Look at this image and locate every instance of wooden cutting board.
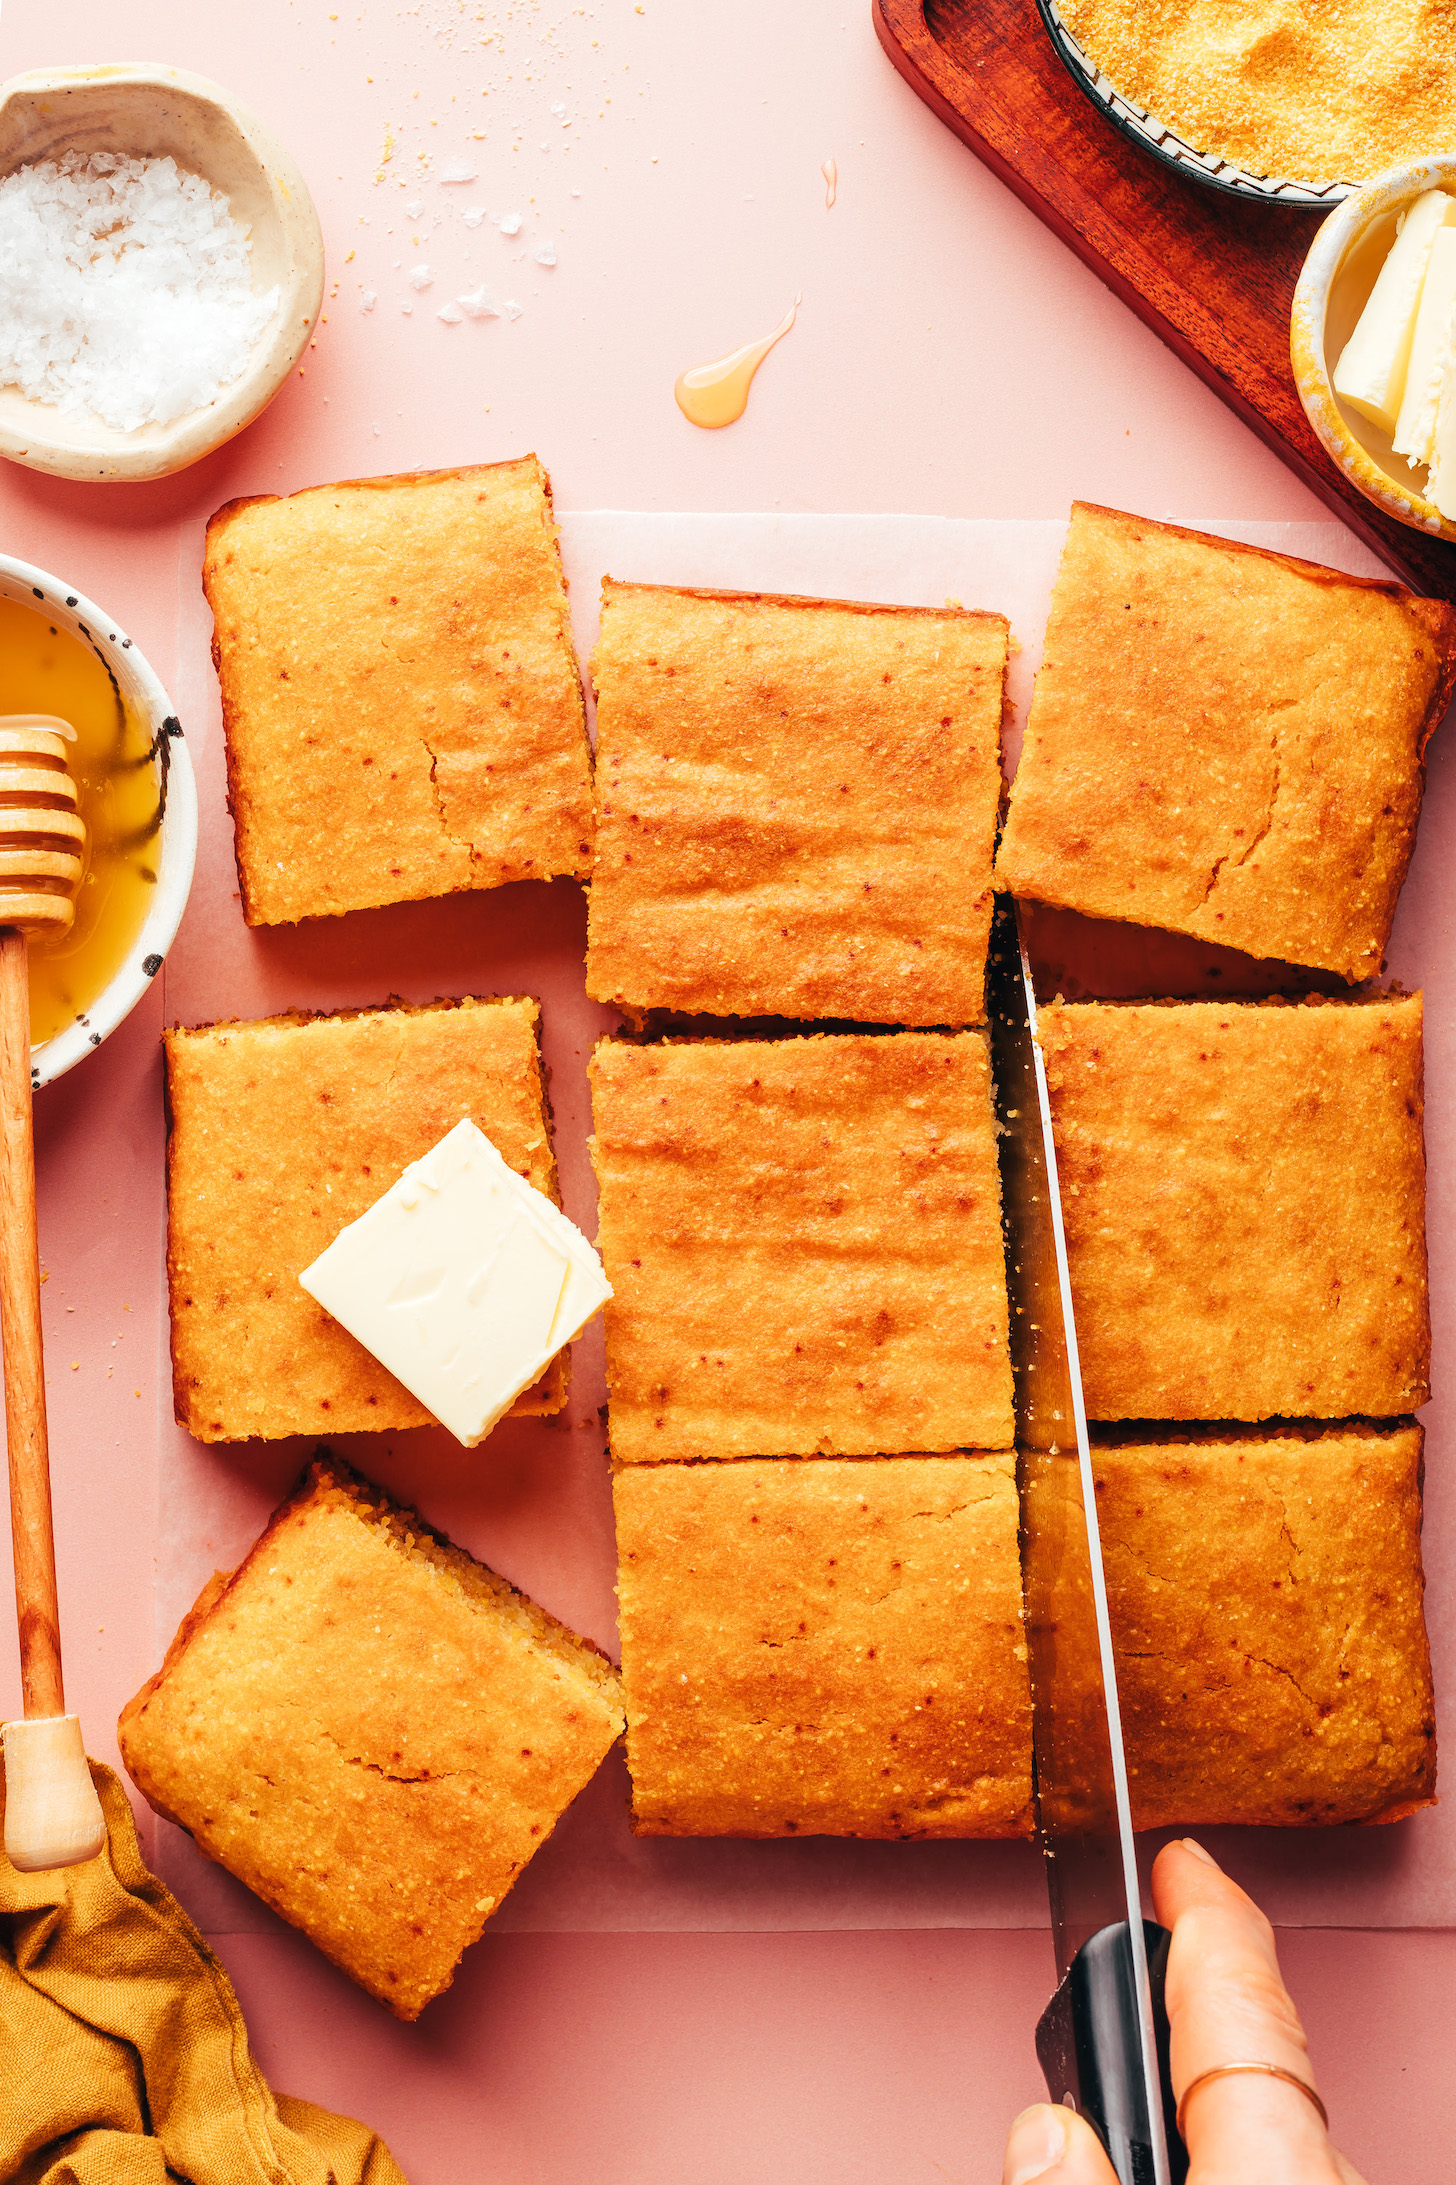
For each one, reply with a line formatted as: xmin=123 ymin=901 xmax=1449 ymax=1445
xmin=874 ymin=0 xmax=1456 ymax=604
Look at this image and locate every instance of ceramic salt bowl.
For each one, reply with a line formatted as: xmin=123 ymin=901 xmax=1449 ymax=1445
xmin=1291 ymin=155 xmax=1456 ymax=546
xmin=0 ymin=552 xmax=198 ymax=1086
xmin=0 ymin=63 xmax=324 ymax=483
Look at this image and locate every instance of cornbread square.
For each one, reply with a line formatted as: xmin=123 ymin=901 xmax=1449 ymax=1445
xmin=1040 ymin=995 xmax=1429 ymax=1421
xmin=586 ymin=582 xmax=1008 ymax=1024
xmin=614 ymin=1455 xmax=1032 ymax=1837
xmin=590 ymin=1032 xmax=1014 ymax=1461
xmin=995 ymin=504 xmax=1456 ymax=980
xmin=1095 ymin=1428 xmax=1435 ymax=1828
xmin=204 ymin=458 xmax=593 ymax=926
xmin=118 ymin=1456 xmax=624 ymax=2018
xmin=166 ymin=996 xmax=568 ymax=1442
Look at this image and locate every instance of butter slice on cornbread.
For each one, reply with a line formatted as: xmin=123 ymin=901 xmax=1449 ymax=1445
xmin=119 ymin=1455 xmax=624 ymax=2019
xmin=166 ymin=996 xmax=568 ymax=1443
xmin=203 ymin=457 xmax=593 ymax=926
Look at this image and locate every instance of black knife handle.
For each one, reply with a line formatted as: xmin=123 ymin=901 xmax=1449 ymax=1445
xmin=1035 ymin=1921 xmax=1188 ymax=2185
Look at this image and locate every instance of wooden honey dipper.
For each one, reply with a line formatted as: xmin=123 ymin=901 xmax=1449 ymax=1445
xmin=0 ymin=716 xmax=106 ymax=1871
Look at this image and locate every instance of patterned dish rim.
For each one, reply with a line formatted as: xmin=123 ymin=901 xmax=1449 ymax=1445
xmin=0 ymin=554 xmax=198 ymax=1089
xmin=1034 ymin=0 xmax=1355 ymax=208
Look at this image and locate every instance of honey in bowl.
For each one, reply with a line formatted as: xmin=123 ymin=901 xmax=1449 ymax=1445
xmin=0 ymin=596 xmax=159 ymax=1049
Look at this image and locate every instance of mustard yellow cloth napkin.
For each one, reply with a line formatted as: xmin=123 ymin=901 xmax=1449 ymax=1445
xmin=0 ymin=1760 xmax=407 ymax=2185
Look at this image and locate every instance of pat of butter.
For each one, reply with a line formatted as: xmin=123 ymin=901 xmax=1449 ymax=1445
xmin=1427 ymin=364 xmax=1456 ymax=518
xmin=299 ymin=1119 xmax=611 ymax=1447
xmin=1334 ymin=190 xmax=1456 ymax=434
xmin=1393 ymin=225 xmax=1456 ymax=468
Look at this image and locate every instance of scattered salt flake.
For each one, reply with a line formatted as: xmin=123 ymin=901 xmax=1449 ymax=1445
xmin=360 ymin=290 xmax=377 ymax=312
xmin=458 ymin=284 xmax=499 ymax=319
xmin=502 ymin=298 xmax=524 ymax=320
xmin=373 ymin=422 xmax=381 ymax=434
xmin=436 ymin=301 xmax=464 ymax=323
xmin=499 ymin=210 xmax=522 ymax=235
xmin=440 ymin=160 xmax=476 ymax=183
xmin=533 ymin=241 xmax=556 ymax=266
xmin=400 ymin=302 xmax=414 ymax=315
xmin=407 ymin=264 xmax=434 ymax=290
xmin=0 ymin=150 xmax=280 ymax=431
xmin=462 ymin=206 xmax=486 ymax=228
xmin=550 ymin=101 xmax=567 ymax=117
xmin=403 ymin=200 xmax=424 ymax=218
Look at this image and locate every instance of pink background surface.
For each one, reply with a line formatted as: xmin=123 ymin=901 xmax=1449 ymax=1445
xmin=0 ymin=0 xmax=1451 ymax=2177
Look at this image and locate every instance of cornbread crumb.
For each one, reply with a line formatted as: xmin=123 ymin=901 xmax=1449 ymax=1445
xmin=118 ymin=1453 xmax=624 ymax=2019
xmin=615 ymin=1454 xmax=1033 ymax=1838
xmin=1060 ymin=0 xmax=1456 ymax=184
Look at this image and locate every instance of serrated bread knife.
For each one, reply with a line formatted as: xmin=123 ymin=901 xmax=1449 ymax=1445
xmin=987 ymin=898 xmax=1187 ymax=2185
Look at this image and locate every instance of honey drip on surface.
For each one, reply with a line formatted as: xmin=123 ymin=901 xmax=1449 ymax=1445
xmin=821 ymin=157 xmax=837 ymax=208
xmin=674 ymin=296 xmax=800 ymax=430
xmin=0 ymin=597 xmax=159 ymax=1049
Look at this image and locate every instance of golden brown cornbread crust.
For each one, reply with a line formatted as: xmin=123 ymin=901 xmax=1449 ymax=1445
xmin=1094 ymin=1428 xmax=1435 ymax=1828
xmin=586 ymin=580 xmax=1007 ymax=1025
xmin=995 ymin=504 xmax=1456 ymax=980
xmin=204 ymin=457 xmax=593 ymax=926
xmin=166 ymin=994 xmax=567 ymax=1442
xmin=119 ymin=1454 xmax=623 ymax=2019
xmin=1040 ymin=994 xmax=1429 ymax=1421
xmin=614 ymin=1455 xmax=1033 ymax=1838
xmin=590 ymin=1031 xmax=1015 ymax=1461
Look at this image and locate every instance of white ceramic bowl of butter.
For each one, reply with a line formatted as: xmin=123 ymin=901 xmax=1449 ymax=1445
xmin=0 ymin=63 xmax=323 ymax=483
xmin=0 ymin=552 xmax=198 ymax=1087
xmin=1291 ymin=156 xmax=1456 ymax=544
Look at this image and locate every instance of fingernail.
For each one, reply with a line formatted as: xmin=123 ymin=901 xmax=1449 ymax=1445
xmin=1004 ymin=2103 xmax=1067 ymax=2184
xmin=1180 ymin=1837 xmax=1219 ymax=1867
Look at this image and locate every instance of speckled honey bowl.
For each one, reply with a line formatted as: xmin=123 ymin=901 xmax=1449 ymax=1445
xmin=0 ymin=553 xmax=197 ymax=1087
xmin=0 ymin=63 xmax=323 ymax=483
xmin=1292 ymin=155 xmax=1456 ymax=545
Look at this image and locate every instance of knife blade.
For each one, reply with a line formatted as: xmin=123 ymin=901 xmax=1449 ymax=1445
xmin=987 ymin=897 xmax=1185 ymax=2185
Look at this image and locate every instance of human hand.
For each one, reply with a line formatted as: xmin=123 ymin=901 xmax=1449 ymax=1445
xmin=1000 ymin=1839 xmax=1367 ymax=2184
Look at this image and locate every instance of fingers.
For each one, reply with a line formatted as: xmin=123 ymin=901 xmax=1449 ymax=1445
xmin=1002 ymin=2103 xmax=1121 ymax=2185
xmin=1151 ymin=1840 xmax=1362 ymax=2184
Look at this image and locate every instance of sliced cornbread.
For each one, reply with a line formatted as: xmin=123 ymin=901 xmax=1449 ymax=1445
xmin=586 ymin=581 xmax=1007 ymax=1024
xmin=203 ymin=458 xmax=593 ymax=925
xmin=614 ymin=1454 xmax=1032 ymax=1837
xmin=590 ymin=1031 xmax=1015 ymax=1461
xmin=996 ymin=505 xmax=1456 ymax=979
xmin=119 ymin=1455 xmax=623 ymax=2018
xmin=1039 ymin=995 xmax=1428 ymax=1420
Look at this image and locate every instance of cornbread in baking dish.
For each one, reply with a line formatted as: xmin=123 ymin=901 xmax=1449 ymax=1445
xmin=995 ymin=504 xmax=1456 ymax=981
xmin=203 ymin=457 xmax=593 ymax=926
xmin=166 ymin=996 xmax=567 ymax=1442
xmin=586 ymin=581 xmax=1007 ymax=1025
xmin=1059 ymin=0 xmax=1456 ymax=186
xmin=614 ymin=1454 xmax=1033 ymax=1838
xmin=118 ymin=1455 xmax=624 ymax=2019
xmin=1094 ymin=1426 xmax=1435 ymax=1829
xmin=589 ymin=1032 xmax=1015 ymax=1462
xmin=1039 ymin=994 xmax=1429 ymax=1422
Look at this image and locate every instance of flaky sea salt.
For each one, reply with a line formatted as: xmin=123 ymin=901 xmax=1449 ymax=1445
xmin=457 ymin=285 xmax=499 ymax=319
xmin=407 ymin=265 xmax=434 ymax=290
xmin=502 ymin=298 xmax=524 ymax=320
xmin=462 ymin=207 xmax=487 ymax=228
xmin=436 ymin=301 xmax=464 ymax=323
xmin=0 ymin=151 xmax=278 ymax=432
xmin=360 ymin=290 xmax=377 ymax=312
xmin=534 ymin=241 xmax=557 ymax=266
xmin=499 ymin=211 xmax=522 ymax=236
xmin=439 ymin=160 xmax=476 ymax=183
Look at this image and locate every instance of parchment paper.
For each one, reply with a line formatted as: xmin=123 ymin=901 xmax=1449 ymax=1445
xmin=152 ymin=514 xmax=1452 ymax=1932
